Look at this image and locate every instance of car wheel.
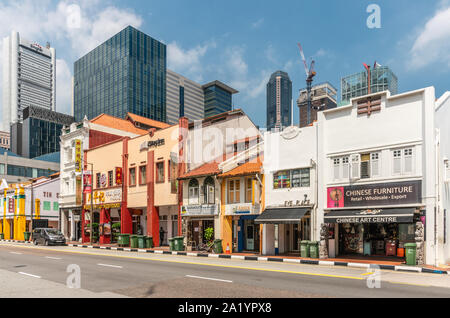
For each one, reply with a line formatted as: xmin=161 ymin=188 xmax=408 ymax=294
xmin=33 ymin=239 xmax=38 ymax=246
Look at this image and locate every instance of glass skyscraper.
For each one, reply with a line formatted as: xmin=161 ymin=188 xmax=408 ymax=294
xmin=73 ymin=26 xmax=166 ymax=122
xmin=202 ymin=81 xmax=238 ymax=118
xmin=267 ymin=71 xmax=292 ymax=131
xmin=340 ymin=65 xmax=398 ymax=104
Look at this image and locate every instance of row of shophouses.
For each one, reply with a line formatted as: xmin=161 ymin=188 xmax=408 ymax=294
xmin=1 ymin=86 xmax=450 ymax=266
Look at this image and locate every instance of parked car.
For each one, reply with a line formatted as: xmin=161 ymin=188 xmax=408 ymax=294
xmin=32 ymin=228 xmax=66 ymax=246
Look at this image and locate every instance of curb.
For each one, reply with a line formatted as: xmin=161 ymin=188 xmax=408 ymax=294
xmin=2 ymin=240 xmax=447 ymax=275
xmin=63 ymin=243 xmax=449 ymax=275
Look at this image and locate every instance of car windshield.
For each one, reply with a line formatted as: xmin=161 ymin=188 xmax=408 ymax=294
xmin=45 ymin=229 xmax=61 ymax=236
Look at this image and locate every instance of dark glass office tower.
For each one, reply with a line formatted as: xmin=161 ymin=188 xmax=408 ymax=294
xmin=267 ymin=71 xmax=292 ymax=131
xmin=73 ymin=26 xmax=166 ymax=122
xmin=11 ymin=106 xmax=74 ymax=159
xmin=202 ymin=81 xmax=238 ymax=118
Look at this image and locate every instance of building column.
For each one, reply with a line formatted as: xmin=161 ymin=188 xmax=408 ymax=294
xmin=121 ymin=137 xmax=132 ymax=234
xmin=17 ymin=187 xmax=26 ymax=241
xmin=178 ymin=117 xmax=188 ymax=236
xmin=99 ymin=208 xmax=111 ymax=244
xmin=81 ymin=209 xmax=89 ymax=243
xmin=147 ymin=150 xmax=160 ymax=245
xmin=220 ymin=179 xmax=233 ymax=252
xmin=70 ymin=210 xmax=77 ymax=241
xmin=3 ymin=190 xmax=10 ymax=240
xmin=13 ymin=189 xmax=18 ymax=240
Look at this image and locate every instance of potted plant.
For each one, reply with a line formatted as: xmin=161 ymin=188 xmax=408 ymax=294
xmin=204 ymin=227 xmax=214 ymax=250
xmin=111 ymin=223 xmax=121 ymax=243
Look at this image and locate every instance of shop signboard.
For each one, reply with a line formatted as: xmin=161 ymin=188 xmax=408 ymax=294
xmin=225 ymin=203 xmax=261 ymax=216
xmin=75 ymin=140 xmax=82 ymax=173
xmin=181 ymin=205 xmax=218 ymax=216
xmin=83 ymin=171 xmax=92 ymax=194
xmin=115 ymin=167 xmax=122 ymax=185
xmin=84 ymin=188 xmax=122 ymax=210
xmin=327 ymin=180 xmax=422 ymax=208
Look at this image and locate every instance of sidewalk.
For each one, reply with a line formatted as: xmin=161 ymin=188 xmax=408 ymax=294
xmin=63 ymin=241 xmax=449 ymax=275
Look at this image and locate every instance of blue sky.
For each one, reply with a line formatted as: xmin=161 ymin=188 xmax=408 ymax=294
xmin=1 ymin=0 xmax=450 ymax=128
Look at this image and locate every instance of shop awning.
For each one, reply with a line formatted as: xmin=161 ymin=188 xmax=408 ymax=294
xmin=324 ymin=208 xmax=416 ymax=224
xmin=254 ymin=207 xmax=310 ymax=224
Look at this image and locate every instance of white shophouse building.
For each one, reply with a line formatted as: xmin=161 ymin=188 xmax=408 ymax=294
xmin=259 ymin=125 xmax=317 ymax=255
xmin=317 ymin=87 xmax=450 ymax=266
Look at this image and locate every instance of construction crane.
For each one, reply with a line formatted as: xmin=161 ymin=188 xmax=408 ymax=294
xmin=297 ymin=43 xmax=317 ymax=126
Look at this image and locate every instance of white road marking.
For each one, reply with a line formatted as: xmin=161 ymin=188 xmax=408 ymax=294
xmin=45 ymin=256 xmax=62 ymax=260
xmin=18 ymin=272 xmax=41 ymax=279
xmin=10 ymin=252 xmax=22 ymax=255
xmin=186 ymin=275 xmax=233 ymax=283
xmin=97 ymin=263 xmax=123 ymax=269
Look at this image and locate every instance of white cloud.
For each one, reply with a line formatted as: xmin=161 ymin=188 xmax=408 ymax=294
xmin=0 ymin=0 xmax=143 ymax=116
xmin=167 ymin=41 xmax=216 ymax=82
xmin=410 ymin=6 xmax=450 ymax=69
xmin=251 ymin=18 xmax=264 ymax=29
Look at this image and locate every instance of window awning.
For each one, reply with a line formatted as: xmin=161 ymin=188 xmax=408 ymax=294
xmin=324 ymin=208 xmax=416 ymax=224
xmin=255 ymin=207 xmax=310 ymax=224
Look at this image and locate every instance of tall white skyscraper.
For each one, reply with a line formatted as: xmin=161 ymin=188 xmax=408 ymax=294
xmin=2 ymin=31 xmax=56 ymax=131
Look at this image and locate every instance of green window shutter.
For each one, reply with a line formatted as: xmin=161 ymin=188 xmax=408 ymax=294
xmin=53 ymin=202 xmax=59 ymax=211
xmin=43 ymin=201 xmax=51 ymax=211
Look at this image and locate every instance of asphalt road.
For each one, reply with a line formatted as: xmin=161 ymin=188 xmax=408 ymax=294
xmin=0 ymin=243 xmax=449 ymax=298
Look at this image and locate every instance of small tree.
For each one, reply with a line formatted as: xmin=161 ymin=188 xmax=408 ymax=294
xmin=204 ymin=227 xmax=214 ymax=244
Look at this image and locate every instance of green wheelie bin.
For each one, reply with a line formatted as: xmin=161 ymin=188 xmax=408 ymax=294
xmin=0 ymin=233 xmax=4 ymax=240
xmin=130 ymin=235 xmax=138 ymax=248
xmin=137 ymin=235 xmax=145 ymax=249
xmin=146 ymin=236 xmax=154 ymax=248
xmin=174 ymin=236 xmax=185 ymax=251
xmin=23 ymin=232 xmax=31 ymax=241
xmin=301 ymin=240 xmax=310 ymax=258
xmin=117 ymin=234 xmax=130 ymax=247
xmin=213 ymin=239 xmax=223 ymax=254
xmin=169 ymin=238 xmax=175 ymax=251
xmin=405 ymin=243 xmax=417 ymax=266
xmin=309 ymin=241 xmax=319 ymax=259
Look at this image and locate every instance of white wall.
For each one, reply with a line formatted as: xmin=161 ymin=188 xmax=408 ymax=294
xmin=263 ymin=125 xmax=316 ymax=208
xmin=317 ymin=87 xmax=441 ymax=265
xmin=435 ymin=92 xmax=450 ymax=263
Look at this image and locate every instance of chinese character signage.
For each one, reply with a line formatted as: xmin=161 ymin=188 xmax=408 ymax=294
xmin=75 ymin=140 xmax=82 ymax=173
xmin=327 ymin=180 xmax=422 ymax=208
xmin=115 ymin=167 xmax=123 ymax=185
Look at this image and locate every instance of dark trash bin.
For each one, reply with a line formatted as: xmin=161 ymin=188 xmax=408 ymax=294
xmin=213 ymin=239 xmax=223 ymax=254
xmin=169 ymin=238 xmax=175 ymax=251
xmin=405 ymin=243 xmax=417 ymax=266
xmin=130 ymin=235 xmax=138 ymax=248
xmin=301 ymin=240 xmax=310 ymax=258
xmin=146 ymin=236 xmax=154 ymax=248
xmin=117 ymin=234 xmax=130 ymax=247
xmin=309 ymin=241 xmax=319 ymax=259
xmin=137 ymin=235 xmax=145 ymax=249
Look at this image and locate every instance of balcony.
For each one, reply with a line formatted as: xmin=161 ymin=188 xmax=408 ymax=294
xmin=181 ymin=204 xmax=219 ymax=217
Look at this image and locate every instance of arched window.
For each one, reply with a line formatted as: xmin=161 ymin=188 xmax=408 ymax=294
xmin=188 ymin=179 xmax=199 ymax=204
xmin=203 ymin=177 xmax=215 ymax=204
